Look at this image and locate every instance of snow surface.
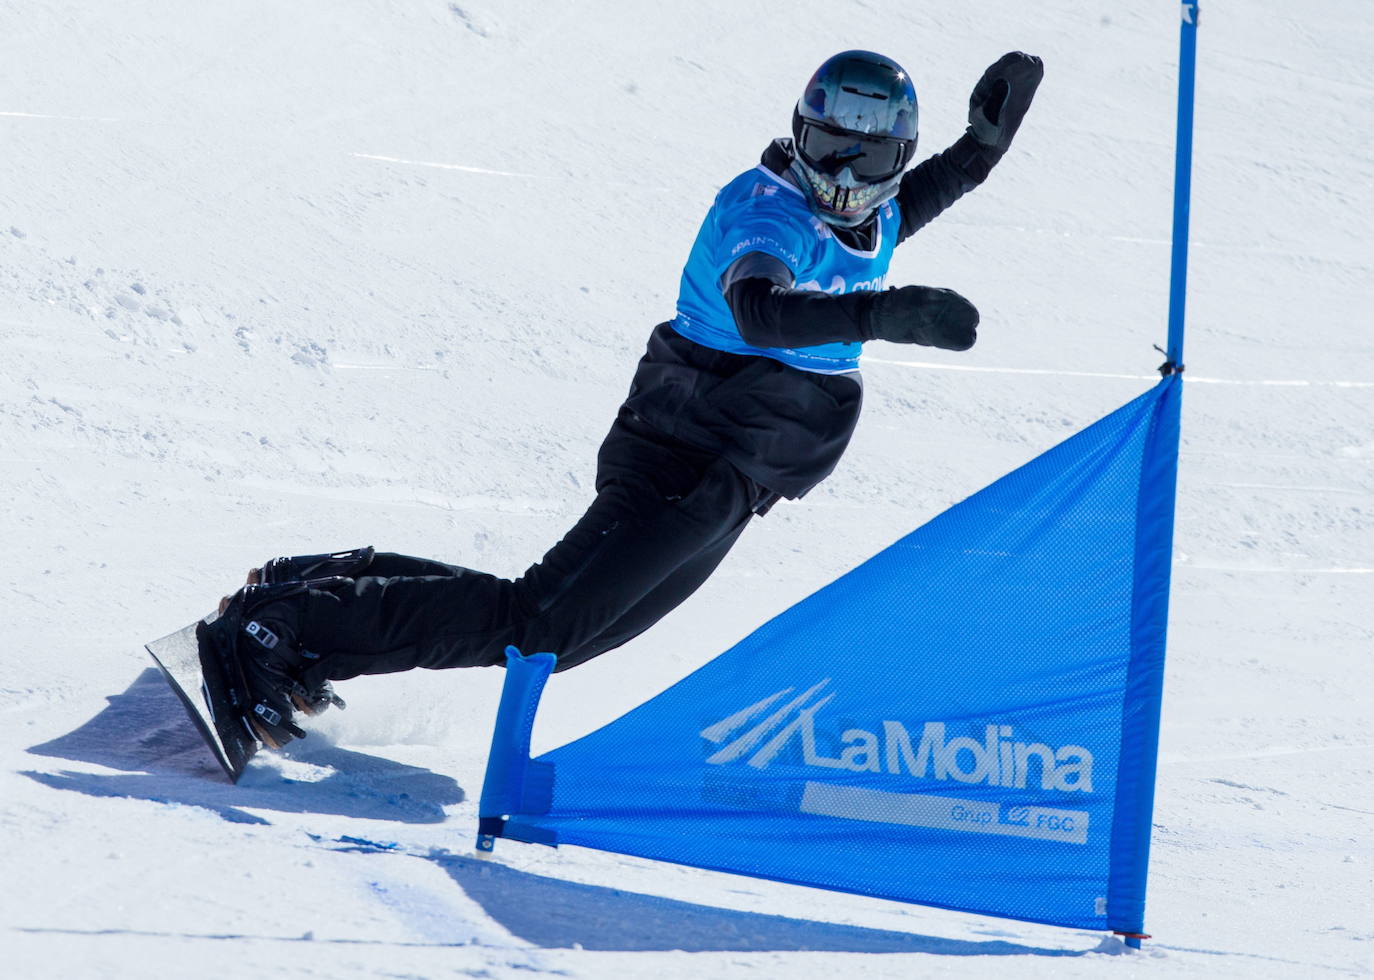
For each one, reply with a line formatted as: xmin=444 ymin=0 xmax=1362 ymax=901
xmin=2 ymin=1 xmax=1371 ymax=977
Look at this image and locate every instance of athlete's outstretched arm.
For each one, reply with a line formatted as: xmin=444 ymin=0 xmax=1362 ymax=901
xmin=723 ymin=252 xmax=979 ymax=352
xmin=897 ymin=52 xmax=1044 ymax=245
xmin=722 ymin=252 xmax=866 ymax=348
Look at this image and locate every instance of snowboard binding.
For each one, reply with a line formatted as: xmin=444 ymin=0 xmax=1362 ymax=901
xmin=204 ymin=576 xmax=353 ymax=750
xmin=248 ymin=546 xmax=375 ymax=587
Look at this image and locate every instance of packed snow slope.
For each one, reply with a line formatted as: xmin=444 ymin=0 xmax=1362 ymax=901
xmin=2 ymin=1 xmax=1371 ymax=977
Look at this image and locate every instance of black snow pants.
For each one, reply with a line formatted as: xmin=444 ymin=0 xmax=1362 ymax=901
xmin=297 ymin=413 xmax=775 ymax=679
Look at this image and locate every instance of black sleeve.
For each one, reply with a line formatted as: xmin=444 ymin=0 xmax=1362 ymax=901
xmin=721 ymin=252 xmax=873 ymax=349
xmin=724 ymin=278 xmax=874 ymax=349
xmin=896 ymin=131 xmax=1006 ymax=245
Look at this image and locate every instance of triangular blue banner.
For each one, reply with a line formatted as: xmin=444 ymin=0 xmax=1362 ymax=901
xmin=479 ymin=375 xmax=1181 ymax=936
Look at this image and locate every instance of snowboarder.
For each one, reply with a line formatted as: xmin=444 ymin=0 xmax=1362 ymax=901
xmin=211 ymin=49 xmax=1044 ymax=748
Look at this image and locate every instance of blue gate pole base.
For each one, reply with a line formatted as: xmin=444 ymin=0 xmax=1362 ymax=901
xmin=474 ymin=646 xmax=558 ymax=855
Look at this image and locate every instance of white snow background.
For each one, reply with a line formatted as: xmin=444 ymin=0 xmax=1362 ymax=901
xmin=2 ymin=1 xmax=1371 ymax=977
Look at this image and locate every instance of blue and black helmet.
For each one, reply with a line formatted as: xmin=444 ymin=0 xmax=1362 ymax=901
xmin=790 ymin=50 xmax=919 ymax=227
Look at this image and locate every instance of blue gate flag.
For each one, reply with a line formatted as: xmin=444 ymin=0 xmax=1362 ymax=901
xmin=479 ymin=375 xmax=1181 ymax=936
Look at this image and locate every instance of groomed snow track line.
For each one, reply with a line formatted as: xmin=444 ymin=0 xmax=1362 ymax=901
xmin=866 ymin=357 xmax=1374 ymax=389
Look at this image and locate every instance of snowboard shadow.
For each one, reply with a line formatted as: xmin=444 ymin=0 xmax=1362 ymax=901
xmin=424 ymin=850 xmax=1089 ymax=956
xmin=24 ymin=668 xmax=464 ymax=826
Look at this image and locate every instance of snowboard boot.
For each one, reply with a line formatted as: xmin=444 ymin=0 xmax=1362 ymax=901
xmin=246 ymin=546 xmax=375 ymax=587
xmin=208 ymin=581 xmax=345 ymax=749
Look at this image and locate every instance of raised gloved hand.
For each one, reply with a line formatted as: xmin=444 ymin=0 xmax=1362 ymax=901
xmin=860 ymin=285 xmax=979 ymax=351
xmin=968 ymin=52 xmax=1044 ymax=152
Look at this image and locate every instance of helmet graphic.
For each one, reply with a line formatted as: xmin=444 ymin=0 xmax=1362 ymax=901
xmin=790 ymin=50 xmax=919 ymax=228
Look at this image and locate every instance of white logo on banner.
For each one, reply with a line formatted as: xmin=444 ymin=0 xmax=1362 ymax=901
xmin=699 ymin=681 xmax=1095 ymax=844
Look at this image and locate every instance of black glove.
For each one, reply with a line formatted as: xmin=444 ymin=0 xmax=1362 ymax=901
xmin=860 ymin=285 xmax=979 ymax=351
xmin=969 ymin=52 xmax=1044 ymax=152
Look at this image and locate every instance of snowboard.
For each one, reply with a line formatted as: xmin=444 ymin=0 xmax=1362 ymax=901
xmin=146 ymin=616 xmax=258 ymax=781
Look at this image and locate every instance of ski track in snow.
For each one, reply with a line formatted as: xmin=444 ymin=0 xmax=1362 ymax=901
xmin=866 ymin=356 xmax=1374 ymax=388
xmin=350 ymin=150 xmax=678 ymax=192
xmin=349 ymin=152 xmax=546 ymax=180
xmin=0 ymin=110 xmax=119 ymax=122
xmin=1177 ymin=563 xmax=1372 ymax=575
xmin=3 ymin=1 xmax=1373 ymax=978
xmin=234 ymin=479 xmax=565 ymax=516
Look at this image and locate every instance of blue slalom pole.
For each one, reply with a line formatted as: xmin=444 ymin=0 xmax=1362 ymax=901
xmin=1165 ymin=0 xmax=1200 ymax=371
xmin=1112 ymin=5 xmax=1197 ymax=951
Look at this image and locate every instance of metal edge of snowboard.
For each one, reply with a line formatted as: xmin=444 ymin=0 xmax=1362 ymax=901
xmin=145 ymin=618 xmax=258 ymax=782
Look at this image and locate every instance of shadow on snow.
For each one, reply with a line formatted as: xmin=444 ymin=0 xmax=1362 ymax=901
xmin=420 ymin=849 xmax=1091 ymax=956
xmin=24 ymin=668 xmax=464 ymax=825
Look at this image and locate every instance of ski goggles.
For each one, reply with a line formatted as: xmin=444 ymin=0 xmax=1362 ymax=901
xmin=795 ymin=119 xmax=913 ymax=182
xmin=794 ymin=162 xmax=900 ymax=227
